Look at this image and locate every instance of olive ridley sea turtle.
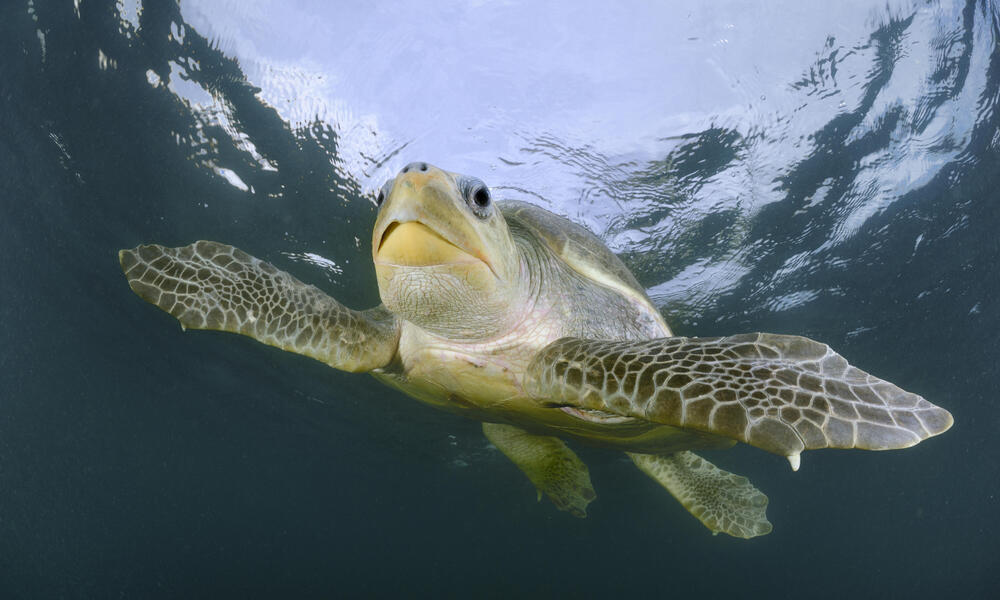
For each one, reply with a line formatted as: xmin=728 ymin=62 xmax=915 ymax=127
xmin=119 ymin=162 xmax=953 ymax=538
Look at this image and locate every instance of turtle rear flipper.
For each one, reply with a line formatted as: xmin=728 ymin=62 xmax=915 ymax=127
xmin=630 ymin=451 xmax=771 ymax=539
xmin=527 ymin=334 xmax=954 ymax=467
xmin=119 ymin=241 xmax=399 ymax=372
xmin=483 ymin=422 xmax=596 ymax=518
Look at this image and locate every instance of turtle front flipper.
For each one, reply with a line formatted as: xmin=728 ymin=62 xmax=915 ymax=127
xmin=629 ymin=451 xmax=771 ymax=539
xmin=482 ymin=422 xmax=596 ymax=518
xmin=527 ymin=334 xmax=954 ymax=468
xmin=119 ymin=242 xmax=399 ymax=372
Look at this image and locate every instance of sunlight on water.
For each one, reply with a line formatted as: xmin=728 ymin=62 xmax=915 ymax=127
xmin=152 ymin=0 xmax=1000 ymax=324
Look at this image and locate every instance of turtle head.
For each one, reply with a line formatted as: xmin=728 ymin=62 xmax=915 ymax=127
xmin=372 ymin=162 xmax=524 ymax=340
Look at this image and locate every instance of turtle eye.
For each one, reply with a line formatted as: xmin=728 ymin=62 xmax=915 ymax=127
xmin=462 ymin=177 xmax=492 ymax=219
xmin=376 ymin=178 xmax=394 ymax=207
xmin=473 ymin=186 xmax=491 ymax=208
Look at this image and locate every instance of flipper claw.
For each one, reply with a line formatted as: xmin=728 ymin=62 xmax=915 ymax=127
xmin=787 ymin=454 xmax=801 ymax=472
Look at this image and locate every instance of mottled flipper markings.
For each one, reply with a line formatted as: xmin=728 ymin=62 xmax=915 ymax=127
xmin=483 ymin=422 xmax=596 ymax=518
xmin=119 ymin=241 xmax=399 ymax=372
xmin=527 ymin=334 xmax=953 ymax=466
xmin=630 ymin=451 xmax=771 ymax=539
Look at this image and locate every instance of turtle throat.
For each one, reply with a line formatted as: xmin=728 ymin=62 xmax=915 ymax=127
xmin=374 ymin=230 xmax=527 ymax=342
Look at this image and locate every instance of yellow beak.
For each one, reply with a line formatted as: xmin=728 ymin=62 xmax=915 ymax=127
xmin=376 ymin=221 xmax=478 ymax=266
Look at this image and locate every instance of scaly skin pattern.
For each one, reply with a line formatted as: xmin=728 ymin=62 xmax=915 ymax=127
xmin=526 ymin=334 xmax=954 ymax=462
xmin=483 ymin=422 xmax=596 ymax=518
xmin=119 ymin=241 xmax=399 ymax=372
xmin=629 ymin=451 xmax=771 ymax=539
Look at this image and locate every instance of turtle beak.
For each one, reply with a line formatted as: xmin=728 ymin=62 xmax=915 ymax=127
xmin=376 ymin=220 xmax=481 ymax=268
xmin=372 ymin=167 xmax=499 ymax=277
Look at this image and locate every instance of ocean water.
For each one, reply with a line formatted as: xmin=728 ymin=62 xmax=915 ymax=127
xmin=1 ymin=0 xmax=997 ymax=597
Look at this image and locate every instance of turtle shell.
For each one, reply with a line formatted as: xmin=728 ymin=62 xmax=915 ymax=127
xmin=499 ymin=200 xmax=669 ymax=334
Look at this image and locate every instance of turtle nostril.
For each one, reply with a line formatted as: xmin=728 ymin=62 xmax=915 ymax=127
xmin=401 ymin=161 xmax=429 ymax=174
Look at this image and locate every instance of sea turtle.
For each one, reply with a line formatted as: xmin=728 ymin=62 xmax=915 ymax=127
xmin=119 ymin=161 xmax=953 ymax=538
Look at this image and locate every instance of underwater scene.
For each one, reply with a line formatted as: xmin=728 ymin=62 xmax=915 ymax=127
xmin=1 ymin=0 xmax=997 ymax=597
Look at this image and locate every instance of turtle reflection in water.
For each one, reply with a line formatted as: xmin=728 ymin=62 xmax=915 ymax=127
xmin=120 ymin=162 xmax=953 ymax=538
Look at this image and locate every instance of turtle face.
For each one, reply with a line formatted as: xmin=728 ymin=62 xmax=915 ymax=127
xmin=372 ymin=162 xmax=523 ymax=340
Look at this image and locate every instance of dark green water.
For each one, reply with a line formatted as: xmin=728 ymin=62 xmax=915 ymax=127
xmin=1 ymin=1 xmax=997 ymax=597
